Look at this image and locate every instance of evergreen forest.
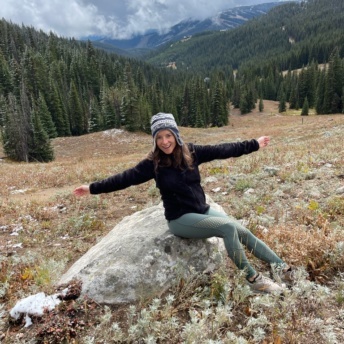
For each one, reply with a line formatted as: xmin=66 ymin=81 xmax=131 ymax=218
xmin=0 ymin=0 xmax=343 ymax=162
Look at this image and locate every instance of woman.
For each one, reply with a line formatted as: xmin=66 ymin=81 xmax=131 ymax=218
xmin=74 ymin=112 xmax=293 ymax=294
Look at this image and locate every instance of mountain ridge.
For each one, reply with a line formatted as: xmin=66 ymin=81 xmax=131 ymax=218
xmin=88 ymin=2 xmax=285 ymax=54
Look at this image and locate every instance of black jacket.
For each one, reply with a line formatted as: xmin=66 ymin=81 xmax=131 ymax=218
xmin=89 ymin=140 xmax=259 ymax=220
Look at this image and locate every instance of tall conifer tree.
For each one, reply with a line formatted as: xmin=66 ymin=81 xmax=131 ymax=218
xmin=36 ymin=92 xmax=57 ymax=138
xmin=30 ymin=109 xmax=54 ymax=162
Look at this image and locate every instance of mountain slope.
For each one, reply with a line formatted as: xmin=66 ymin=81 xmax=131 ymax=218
xmin=145 ymin=0 xmax=344 ymax=73
xmin=89 ymin=2 xmax=282 ymax=54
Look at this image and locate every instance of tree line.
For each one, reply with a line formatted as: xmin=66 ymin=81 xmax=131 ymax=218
xmin=146 ymin=0 xmax=344 ymax=116
xmin=233 ymin=48 xmax=344 ymax=116
xmin=0 ymin=0 xmax=343 ymax=162
xmin=147 ymin=0 xmax=344 ymax=74
xmin=0 ymin=20 xmax=228 ymax=162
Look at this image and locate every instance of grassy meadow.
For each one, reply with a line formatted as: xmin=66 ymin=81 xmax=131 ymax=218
xmin=1 ymin=101 xmax=344 ymax=343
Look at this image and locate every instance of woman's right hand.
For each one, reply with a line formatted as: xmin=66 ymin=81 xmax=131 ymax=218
xmin=73 ymin=185 xmax=90 ymax=197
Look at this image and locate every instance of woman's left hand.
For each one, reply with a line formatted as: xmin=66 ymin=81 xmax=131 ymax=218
xmin=257 ymin=136 xmax=270 ymax=148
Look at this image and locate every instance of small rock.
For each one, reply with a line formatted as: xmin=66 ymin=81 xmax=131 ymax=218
xmin=203 ymin=176 xmax=218 ymax=184
xmin=244 ymin=188 xmax=255 ymax=195
xmin=263 ymin=166 xmax=280 ymax=176
xmin=336 ymin=186 xmax=344 ymax=195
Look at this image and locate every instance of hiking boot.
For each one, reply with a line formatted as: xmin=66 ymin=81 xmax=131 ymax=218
xmin=247 ymin=273 xmax=284 ymax=294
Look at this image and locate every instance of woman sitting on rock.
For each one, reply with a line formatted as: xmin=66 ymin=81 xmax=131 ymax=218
xmin=74 ymin=112 xmax=293 ymax=294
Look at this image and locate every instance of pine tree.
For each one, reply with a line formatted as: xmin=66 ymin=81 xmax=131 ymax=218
xmin=305 ymin=62 xmax=317 ymax=108
xmin=323 ymin=49 xmax=343 ymax=114
xmin=49 ymin=81 xmax=70 ymax=136
xmin=231 ymin=83 xmax=241 ymax=108
xmin=239 ymin=85 xmax=255 ymax=115
xmin=36 ymin=92 xmax=57 ymax=138
xmin=122 ymin=90 xmax=139 ymax=132
xmin=194 ymin=78 xmax=207 ymax=127
xmin=120 ymin=95 xmax=129 ymax=127
xmin=120 ymin=62 xmax=140 ymax=131
xmin=69 ymin=80 xmax=87 ymax=135
xmin=99 ymin=76 xmax=114 ymax=129
xmin=210 ymin=82 xmax=227 ymax=126
xmin=328 ymin=49 xmax=343 ymax=113
xmin=0 ymin=95 xmax=6 ymax=128
xmin=29 ymin=109 xmax=54 ymax=162
xmin=289 ymin=80 xmax=299 ymax=109
xmin=9 ymin=57 xmax=21 ymax=98
xmin=88 ymin=95 xmax=102 ymax=132
xmin=2 ymin=83 xmax=32 ymax=162
xmin=86 ymin=40 xmax=101 ymax=96
xmin=246 ymin=87 xmax=256 ymax=112
xmin=151 ymin=81 xmax=162 ymax=115
xmin=279 ymin=92 xmax=287 ymax=113
xmin=18 ymin=81 xmax=32 ymax=162
xmin=239 ymin=91 xmax=249 ymax=115
xmin=259 ymin=98 xmax=264 ymax=112
xmin=263 ymin=69 xmax=276 ymax=100
xmin=0 ymin=51 xmax=12 ymax=96
xmin=298 ymin=67 xmax=308 ymax=107
xmin=315 ymin=69 xmax=326 ymax=114
xmin=301 ymin=97 xmax=309 ymax=116
xmin=179 ymin=84 xmax=191 ymax=126
xmin=2 ymin=94 xmax=22 ymax=160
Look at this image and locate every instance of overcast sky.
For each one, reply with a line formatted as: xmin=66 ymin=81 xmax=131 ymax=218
xmin=1 ymin=0 xmax=286 ymax=40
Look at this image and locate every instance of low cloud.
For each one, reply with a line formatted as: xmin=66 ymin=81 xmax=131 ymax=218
xmin=1 ymin=0 xmax=285 ymax=39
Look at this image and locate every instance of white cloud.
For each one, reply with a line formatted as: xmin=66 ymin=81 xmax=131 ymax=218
xmin=0 ymin=0 xmax=286 ymax=39
xmin=1 ymin=0 xmax=101 ymax=37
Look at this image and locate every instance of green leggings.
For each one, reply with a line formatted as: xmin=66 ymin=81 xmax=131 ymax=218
xmin=168 ymin=207 xmax=285 ymax=279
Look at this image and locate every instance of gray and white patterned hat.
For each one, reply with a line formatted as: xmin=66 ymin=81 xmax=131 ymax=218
xmin=150 ymin=112 xmax=183 ymax=151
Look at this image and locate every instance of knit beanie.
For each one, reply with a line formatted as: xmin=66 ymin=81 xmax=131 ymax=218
xmin=150 ymin=112 xmax=183 ymax=151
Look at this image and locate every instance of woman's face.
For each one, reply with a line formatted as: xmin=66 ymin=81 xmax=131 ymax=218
xmin=156 ymin=129 xmax=177 ymax=154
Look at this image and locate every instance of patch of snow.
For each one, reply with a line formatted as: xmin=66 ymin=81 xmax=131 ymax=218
xmin=19 ymin=215 xmax=36 ymax=222
xmin=10 ymin=288 xmax=68 ymax=327
xmin=10 ymin=189 xmax=28 ymax=195
xmin=10 ymin=293 xmax=60 ymax=326
xmin=10 ymin=225 xmax=23 ymax=236
xmin=103 ymin=129 xmax=124 ymax=137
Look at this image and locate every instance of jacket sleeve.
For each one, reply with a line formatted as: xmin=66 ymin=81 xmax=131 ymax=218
xmin=193 ymin=139 xmax=259 ymax=164
xmin=89 ymin=158 xmax=155 ymax=194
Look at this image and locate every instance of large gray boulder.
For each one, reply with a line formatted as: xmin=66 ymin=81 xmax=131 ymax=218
xmin=59 ymin=197 xmax=226 ymax=304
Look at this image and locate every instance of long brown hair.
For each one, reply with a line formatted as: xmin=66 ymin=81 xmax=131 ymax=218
xmin=148 ymin=144 xmax=194 ymax=172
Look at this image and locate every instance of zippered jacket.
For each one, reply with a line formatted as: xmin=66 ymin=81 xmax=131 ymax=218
xmin=89 ymin=140 xmax=259 ymax=220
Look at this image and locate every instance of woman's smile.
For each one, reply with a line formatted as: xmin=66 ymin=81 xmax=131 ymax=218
xmin=156 ymin=130 xmax=177 ymax=154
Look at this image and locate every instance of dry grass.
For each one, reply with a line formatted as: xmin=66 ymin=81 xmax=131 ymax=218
xmin=1 ymin=101 xmax=344 ymax=343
